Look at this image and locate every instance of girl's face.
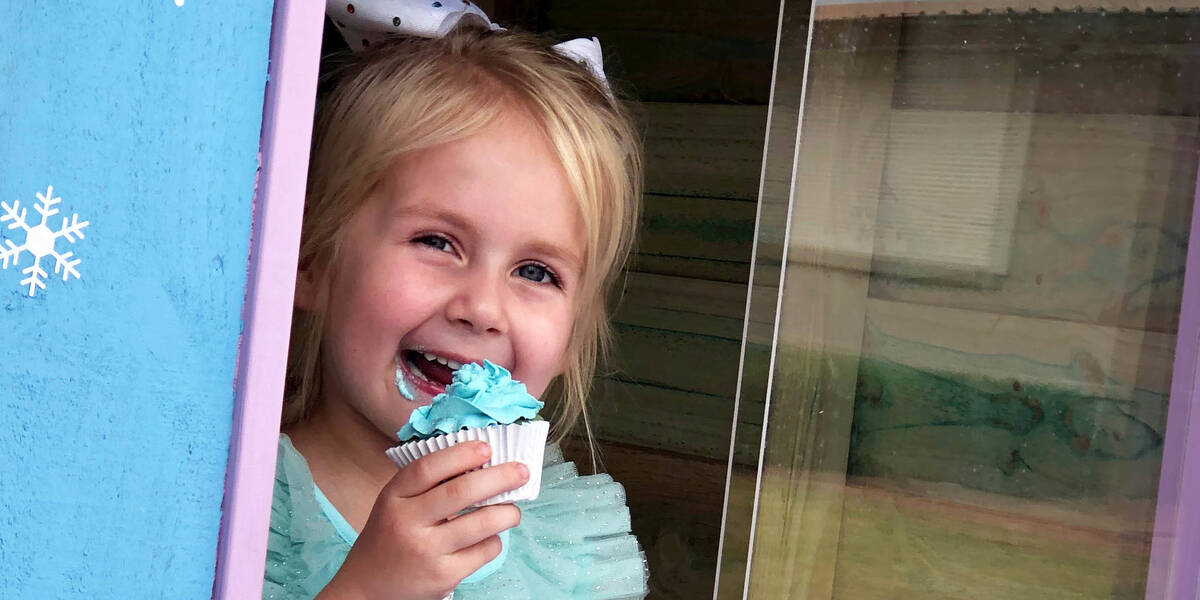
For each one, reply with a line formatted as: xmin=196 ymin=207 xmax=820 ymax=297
xmin=300 ymin=110 xmax=585 ymax=441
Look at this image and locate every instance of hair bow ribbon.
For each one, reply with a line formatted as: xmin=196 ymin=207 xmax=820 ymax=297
xmin=326 ymin=0 xmax=608 ymax=89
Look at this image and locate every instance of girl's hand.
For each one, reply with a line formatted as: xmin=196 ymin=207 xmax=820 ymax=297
xmin=317 ymin=441 xmax=529 ymax=600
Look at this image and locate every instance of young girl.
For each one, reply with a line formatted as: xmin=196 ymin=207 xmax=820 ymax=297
xmin=262 ymin=16 xmax=649 ymax=600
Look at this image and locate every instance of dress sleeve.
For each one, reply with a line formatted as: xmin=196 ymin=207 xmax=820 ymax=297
xmin=263 ymin=437 xmax=304 ymax=600
xmin=262 ymin=435 xmax=353 ymax=600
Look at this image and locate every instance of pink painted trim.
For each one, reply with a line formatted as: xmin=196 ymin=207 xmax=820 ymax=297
xmin=1146 ymin=161 xmax=1200 ymax=599
xmin=212 ymin=1 xmax=324 ymax=598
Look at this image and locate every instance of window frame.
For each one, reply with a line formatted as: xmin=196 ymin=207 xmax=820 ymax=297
xmin=211 ymin=1 xmax=324 ymax=598
xmin=1146 ymin=171 xmax=1200 ymax=600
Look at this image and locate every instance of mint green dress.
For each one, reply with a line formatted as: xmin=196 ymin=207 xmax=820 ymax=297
xmin=263 ymin=435 xmax=649 ymax=599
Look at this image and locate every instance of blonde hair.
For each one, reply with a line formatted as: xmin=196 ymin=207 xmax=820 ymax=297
xmin=284 ymin=26 xmax=642 ymax=446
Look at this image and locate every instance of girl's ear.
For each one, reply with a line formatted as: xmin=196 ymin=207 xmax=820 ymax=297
xmin=294 ymin=259 xmax=325 ymax=313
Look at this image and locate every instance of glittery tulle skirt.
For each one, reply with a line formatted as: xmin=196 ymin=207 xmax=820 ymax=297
xmin=455 ymin=444 xmax=650 ymax=599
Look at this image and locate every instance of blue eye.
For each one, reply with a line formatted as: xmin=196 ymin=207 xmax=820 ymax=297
xmin=416 ymin=235 xmax=453 ymax=253
xmin=516 ymin=263 xmax=558 ymax=285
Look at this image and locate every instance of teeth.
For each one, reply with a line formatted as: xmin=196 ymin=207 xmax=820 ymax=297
xmin=417 ymin=351 xmax=462 ymax=371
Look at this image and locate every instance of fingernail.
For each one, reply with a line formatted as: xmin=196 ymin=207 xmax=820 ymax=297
xmin=476 ymin=442 xmax=491 ymax=457
xmin=516 ymin=462 xmax=530 ymax=479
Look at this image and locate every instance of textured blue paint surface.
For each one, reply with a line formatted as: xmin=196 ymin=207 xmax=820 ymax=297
xmin=0 ymin=2 xmax=272 ymax=596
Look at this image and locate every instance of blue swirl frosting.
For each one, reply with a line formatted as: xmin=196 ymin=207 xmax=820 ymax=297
xmin=397 ymin=360 xmax=544 ymax=441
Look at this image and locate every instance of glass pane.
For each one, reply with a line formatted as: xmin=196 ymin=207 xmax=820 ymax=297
xmin=721 ymin=2 xmax=1200 ymax=598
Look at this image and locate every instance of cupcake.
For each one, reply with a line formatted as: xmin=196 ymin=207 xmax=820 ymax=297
xmin=385 ymin=360 xmax=549 ymax=506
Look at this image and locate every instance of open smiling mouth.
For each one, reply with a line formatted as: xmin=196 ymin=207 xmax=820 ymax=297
xmin=401 ymin=350 xmax=462 ymax=389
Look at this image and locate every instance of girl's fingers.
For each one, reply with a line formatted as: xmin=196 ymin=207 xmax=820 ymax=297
xmin=422 ymin=461 xmax=529 ymax=521
xmin=440 ymin=504 xmax=521 ymax=552
xmin=447 ymin=534 xmax=506 ymax=576
xmin=384 ymin=441 xmax=492 ymax=499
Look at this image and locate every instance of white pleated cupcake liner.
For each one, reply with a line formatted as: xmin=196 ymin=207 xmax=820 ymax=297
xmin=386 ymin=420 xmax=549 ymax=507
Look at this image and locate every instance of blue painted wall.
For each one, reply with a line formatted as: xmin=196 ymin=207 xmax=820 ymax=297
xmin=0 ymin=2 xmax=272 ymax=596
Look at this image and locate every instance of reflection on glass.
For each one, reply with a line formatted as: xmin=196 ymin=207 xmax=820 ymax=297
xmin=721 ymin=3 xmax=1199 ymax=598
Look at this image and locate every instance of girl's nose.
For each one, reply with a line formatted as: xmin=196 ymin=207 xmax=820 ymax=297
xmin=444 ymin=268 xmax=506 ymax=335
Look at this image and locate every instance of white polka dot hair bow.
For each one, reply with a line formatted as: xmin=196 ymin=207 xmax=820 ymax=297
xmin=326 ymin=0 xmax=609 ymax=90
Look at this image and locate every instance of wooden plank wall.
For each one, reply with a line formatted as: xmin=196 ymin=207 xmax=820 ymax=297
xmin=590 ymin=102 xmax=765 ymax=600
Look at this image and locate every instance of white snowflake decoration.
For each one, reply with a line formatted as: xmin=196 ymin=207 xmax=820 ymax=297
xmin=1 ymin=186 xmax=90 ymax=297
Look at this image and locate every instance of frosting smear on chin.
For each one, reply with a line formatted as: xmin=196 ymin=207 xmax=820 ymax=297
xmin=397 ymin=360 xmax=543 ymax=441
